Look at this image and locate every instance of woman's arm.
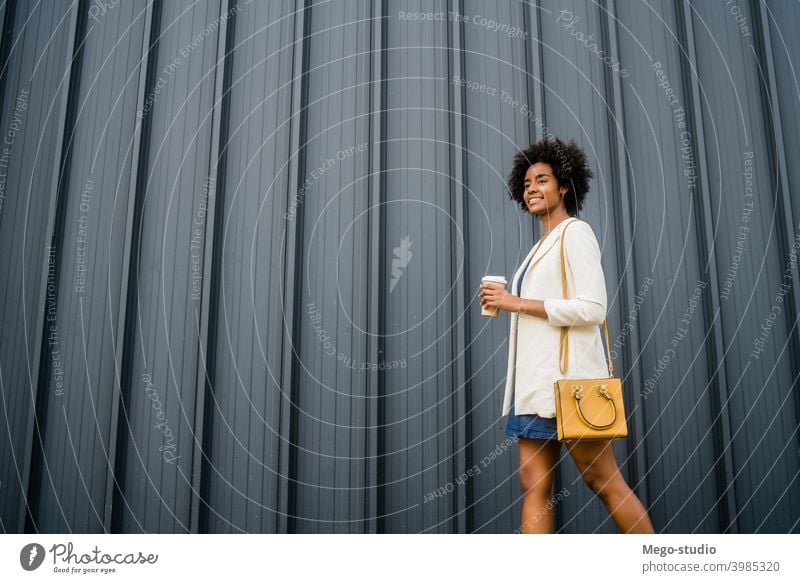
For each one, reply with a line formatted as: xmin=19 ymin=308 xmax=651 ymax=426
xmin=516 ymin=298 xmax=547 ymax=318
xmin=480 ymin=222 xmax=607 ymax=323
xmin=541 ymin=221 xmax=607 ymax=326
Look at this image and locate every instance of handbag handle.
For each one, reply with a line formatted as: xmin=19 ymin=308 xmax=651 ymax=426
xmin=571 ymin=384 xmax=617 ymax=429
xmin=557 ymin=219 xmax=614 ymax=378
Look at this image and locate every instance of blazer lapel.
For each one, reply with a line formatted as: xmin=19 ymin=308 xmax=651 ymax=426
xmin=511 ymin=218 xmax=578 ymax=296
xmin=526 ymin=217 xmax=577 ymax=272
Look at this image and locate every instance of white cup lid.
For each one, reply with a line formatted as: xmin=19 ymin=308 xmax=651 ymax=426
xmin=482 ymin=275 xmax=507 ymax=284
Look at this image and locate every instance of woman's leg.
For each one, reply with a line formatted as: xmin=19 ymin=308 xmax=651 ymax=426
xmin=566 ymin=439 xmax=655 ymax=533
xmin=517 ymin=437 xmax=562 ymax=533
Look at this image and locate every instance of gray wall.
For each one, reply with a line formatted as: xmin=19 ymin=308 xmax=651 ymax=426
xmin=0 ymin=0 xmax=798 ymax=533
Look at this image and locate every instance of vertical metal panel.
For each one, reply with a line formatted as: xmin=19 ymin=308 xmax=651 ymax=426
xmin=446 ymin=0 xmax=467 ymax=534
xmin=0 ymin=0 xmax=80 ymax=533
xmin=288 ymin=0 xmax=375 ymax=533
xmin=198 ymin=0 xmax=301 ymax=534
xmin=613 ymin=0 xmax=724 ymax=533
xmin=365 ymin=0 xmax=386 ymax=535
xmin=458 ymin=0 xmax=536 ymax=535
xmin=678 ymin=0 xmax=737 ymax=532
xmin=189 ymin=0 xmax=231 ymax=534
xmin=709 ymin=0 xmax=800 ymax=533
xmin=0 ymin=0 xmax=19 ymax=536
xmin=1 ymin=0 xmax=798 ymax=534
xmin=604 ymin=0 xmax=652 ymax=519
xmin=106 ymin=0 xmax=154 ymax=534
xmin=756 ymin=0 xmax=800 ymax=532
xmin=280 ymin=0 xmax=309 ymax=534
xmin=30 ymin=0 xmax=151 ymax=534
xmin=114 ymin=0 xmax=224 ymax=532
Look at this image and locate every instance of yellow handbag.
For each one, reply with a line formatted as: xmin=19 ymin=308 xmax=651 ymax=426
xmin=552 ymin=220 xmax=628 ymax=442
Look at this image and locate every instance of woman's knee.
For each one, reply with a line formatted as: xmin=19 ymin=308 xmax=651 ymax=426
xmin=568 ymin=441 xmax=623 ymax=499
xmin=578 ymin=465 xmax=624 ymax=500
xmin=517 ymin=464 xmax=554 ymax=497
xmin=517 ymin=439 xmax=558 ymax=495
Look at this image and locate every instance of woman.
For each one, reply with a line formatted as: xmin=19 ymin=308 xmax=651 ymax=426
xmin=480 ymin=138 xmax=654 ymax=534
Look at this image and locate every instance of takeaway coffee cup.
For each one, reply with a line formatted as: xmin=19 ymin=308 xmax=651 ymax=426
xmin=481 ymin=276 xmax=508 ymax=317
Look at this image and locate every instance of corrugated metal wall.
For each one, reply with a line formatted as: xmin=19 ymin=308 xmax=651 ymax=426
xmin=1 ymin=0 xmax=798 ymax=534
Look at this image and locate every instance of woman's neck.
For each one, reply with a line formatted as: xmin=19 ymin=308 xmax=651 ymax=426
xmin=537 ymin=211 xmax=572 ymax=239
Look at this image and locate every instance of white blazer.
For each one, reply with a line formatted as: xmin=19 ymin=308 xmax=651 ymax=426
xmin=502 ymin=217 xmax=611 ymax=418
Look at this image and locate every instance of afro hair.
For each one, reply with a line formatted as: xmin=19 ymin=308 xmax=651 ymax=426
xmin=506 ymin=137 xmax=593 ymax=216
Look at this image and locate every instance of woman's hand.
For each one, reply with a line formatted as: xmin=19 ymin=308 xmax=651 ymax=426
xmin=480 ymin=282 xmax=523 ymax=313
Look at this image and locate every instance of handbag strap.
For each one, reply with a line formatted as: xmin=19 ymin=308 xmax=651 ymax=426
xmin=557 ymin=219 xmax=614 ymax=378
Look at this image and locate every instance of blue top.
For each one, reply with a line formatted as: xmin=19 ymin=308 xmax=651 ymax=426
xmin=516 ymin=251 xmax=535 ymax=295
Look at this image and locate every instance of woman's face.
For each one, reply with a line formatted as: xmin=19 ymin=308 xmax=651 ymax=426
xmin=523 ymin=162 xmax=567 ymax=216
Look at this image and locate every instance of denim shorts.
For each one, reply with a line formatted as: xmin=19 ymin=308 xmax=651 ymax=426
xmin=505 ymin=392 xmax=559 ymax=440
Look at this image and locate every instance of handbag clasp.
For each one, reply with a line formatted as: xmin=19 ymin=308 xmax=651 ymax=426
xmin=596 ymin=384 xmax=612 ymax=400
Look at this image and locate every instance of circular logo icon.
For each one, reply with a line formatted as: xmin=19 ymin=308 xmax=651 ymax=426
xmin=20 ymin=543 xmax=46 ymax=571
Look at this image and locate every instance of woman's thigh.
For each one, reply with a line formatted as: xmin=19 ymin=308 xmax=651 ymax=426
xmin=517 ymin=438 xmax=561 ymax=494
